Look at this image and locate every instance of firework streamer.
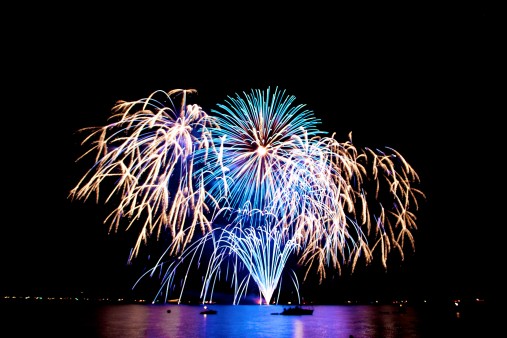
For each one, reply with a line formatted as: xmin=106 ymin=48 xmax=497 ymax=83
xmin=71 ymin=86 xmax=424 ymax=304
xmin=69 ymin=89 xmax=221 ymax=260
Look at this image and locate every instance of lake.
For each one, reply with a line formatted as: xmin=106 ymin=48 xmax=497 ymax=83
xmin=2 ymin=301 xmax=494 ymax=337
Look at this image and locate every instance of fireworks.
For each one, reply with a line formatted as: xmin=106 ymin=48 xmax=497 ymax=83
xmin=70 ymin=87 xmax=424 ymax=305
xmin=70 ymin=89 xmax=220 ymax=260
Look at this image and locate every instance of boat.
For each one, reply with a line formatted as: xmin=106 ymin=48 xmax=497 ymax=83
xmin=272 ymin=305 xmax=314 ymax=315
xmin=200 ymin=306 xmax=217 ymax=315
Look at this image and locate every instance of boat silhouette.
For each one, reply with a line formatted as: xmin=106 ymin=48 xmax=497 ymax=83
xmin=272 ymin=305 xmax=314 ymax=315
xmin=200 ymin=306 xmax=217 ymax=315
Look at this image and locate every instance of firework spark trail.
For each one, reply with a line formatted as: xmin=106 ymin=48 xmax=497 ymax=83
xmin=200 ymin=87 xmax=325 ymax=215
xmin=219 ymin=224 xmax=300 ymax=305
xmin=71 ymin=86 xmax=425 ymax=305
xmin=69 ymin=89 xmax=221 ymax=260
xmin=134 ymin=210 xmax=302 ymax=305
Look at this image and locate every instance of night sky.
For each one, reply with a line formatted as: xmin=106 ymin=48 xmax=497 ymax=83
xmin=3 ymin=4 xmax=499 ymax=304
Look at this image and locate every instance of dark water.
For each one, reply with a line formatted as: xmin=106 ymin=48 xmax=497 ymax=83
xmin=2 ymin=302 xmax=494 ymax=337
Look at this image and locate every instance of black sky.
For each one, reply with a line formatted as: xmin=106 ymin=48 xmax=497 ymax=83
xmin=2 ymin=4 xmax=500 ymax=304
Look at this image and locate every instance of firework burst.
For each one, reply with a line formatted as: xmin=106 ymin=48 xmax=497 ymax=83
xmin=70 ymin=86 xmax=424 ymax=305
xmin=69 ymin=89 xmax=220 ymax=260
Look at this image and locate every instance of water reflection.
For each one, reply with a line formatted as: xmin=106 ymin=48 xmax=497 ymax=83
xmin=2 ymin=302 xmax=494 ymax=337
xmin=93 ymin=304 xmax=428 ymax=337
